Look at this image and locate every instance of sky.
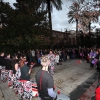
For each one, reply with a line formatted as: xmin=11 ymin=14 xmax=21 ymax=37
xmin=3 ymin=0 xmax=100 ymax=32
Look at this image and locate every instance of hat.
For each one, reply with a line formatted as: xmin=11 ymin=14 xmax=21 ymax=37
xmin=41 ymin=55 xmax=50 ymax=67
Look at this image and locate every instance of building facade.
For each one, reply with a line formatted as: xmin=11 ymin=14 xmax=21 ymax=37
xmin=52 ymin=30 xmax=77 ymax=47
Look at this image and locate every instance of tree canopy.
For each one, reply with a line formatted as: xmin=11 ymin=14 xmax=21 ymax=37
xmin=67 ymin=0 xmax=100 ymax=34
xmin=0 ymin=0 xmax=50 ymax=50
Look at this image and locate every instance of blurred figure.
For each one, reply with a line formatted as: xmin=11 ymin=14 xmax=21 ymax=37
xmin=0 ymin=52 xmax=5 ymax=71
xmin=4 ymin=53 xmax=12 ymax=70
xmin=31 ymin=49 xmax=36 ymax=62
xmin=48 ymin=50 xmax=56 ymax=75
xmin=1 ymin=53 xmax=12 ymax=84
xmin=55 ymin=53 xmax=60 ymax=65
xmin=36 ymin=50 xmax=41 ymax=66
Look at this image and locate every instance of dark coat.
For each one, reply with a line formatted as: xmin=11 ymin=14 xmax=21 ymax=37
xmin=5 ymin=58 xmax=12 ymax=70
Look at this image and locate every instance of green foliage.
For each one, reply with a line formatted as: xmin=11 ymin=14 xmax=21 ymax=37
xmin=0 ymin=0 xmax=50 ymax=50
xmin=39 ymin=0 xmax=63 ymax=41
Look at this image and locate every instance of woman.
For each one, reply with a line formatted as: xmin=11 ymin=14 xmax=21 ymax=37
xmin=48 ymin=50 xmax=56 ymax=75
xmin=19 ymin=59 xmax=32 ymax=81
xmin=11 ymin=55 xmax=20 ymax=88
xmin=17 ymin=59 xmax=34 ymax=100
xmin=12 ymin=55 xmax=19 ymax=75
xmin=89 ymin=49 xmax=94 ymax=68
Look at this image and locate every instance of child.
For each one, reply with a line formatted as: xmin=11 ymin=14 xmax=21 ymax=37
xmin=55 ymin=53 xmax=60 ymax=65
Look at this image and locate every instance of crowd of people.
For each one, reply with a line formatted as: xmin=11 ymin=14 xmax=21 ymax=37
xmin=0 ymin=52 xmax=37 ymax=100
xmin=0 ymin=47 xmax=100 ymax=100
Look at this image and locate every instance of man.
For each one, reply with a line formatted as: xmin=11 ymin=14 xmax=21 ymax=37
xmin=0 ymin=52 xmax=5 ymax=70
xmin=35 ymin=55 xmax=57 ymax=100
xmin=31 ymin=49 xmax=36 ymax=62
xmin=5 ymin=53 xmax=12 ymax=70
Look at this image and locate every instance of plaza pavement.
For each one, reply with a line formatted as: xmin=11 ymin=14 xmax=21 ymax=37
xmin=0 ymin=59 xmax=98 ymax=100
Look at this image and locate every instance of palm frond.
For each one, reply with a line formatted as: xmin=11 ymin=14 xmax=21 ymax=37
xmin=51 ymin=0 xmax=62 ymax=11
xmin=68 ymin=17 xmax=75 ymax=23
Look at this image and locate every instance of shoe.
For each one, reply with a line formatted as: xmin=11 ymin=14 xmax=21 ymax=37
xmin=51 ymin=72 xmax=54 ymax=75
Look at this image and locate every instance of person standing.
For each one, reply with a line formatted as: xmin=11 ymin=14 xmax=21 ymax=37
xmin=5 ymin=53 xmax=12 ymax=70
xmin=55 ymin=53 xmax=60 ymax=65
xmin=31 ymin=49 xmax=36 ymax=62
xmin=11 ymin=55 xmax=20 ymax=88
xmin=0 ymin=52 xmax=5 ymax=71
xmin=48 ymin=50 xmax=55 ymax=75
xmin=27 ymin=50 xmax=32 ymax=65
xmin=2 ymin=53 xmax=12 ymax=84
xmin=35 ymin=55 xmax=57 ymax=100
xmin=12 ymin=55 xmax=19 ymax=75
xmin=89 ymin=49 xmax=95 ymax=68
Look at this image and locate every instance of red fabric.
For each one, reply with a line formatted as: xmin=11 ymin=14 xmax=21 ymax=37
xmin=18 ymin=80 xmax=27 ymax=82
xmin=87 ymin=56 xmax=90 ymax=60
xmin=95 ymin=87 xmax=100 ymax=100
xmin=76 ymin=60 xmax=82 ymax=64
xmin=57 ymin=90 xmax=61 ymax=94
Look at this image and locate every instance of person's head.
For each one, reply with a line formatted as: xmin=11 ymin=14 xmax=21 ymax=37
xmin=19 ymin=59 xmax=25 ymax=68
xmin=20 ymin=55 xmax=27 ymax=62
xmin=11 ymin=55 xmax=19 ymax=66
xmin=23 ymin=56 xmax=27 ymax=62
xmin=90 ymin=49 xmax=93 ymax=52
xmin=5 ymin=53 xmax=10 ymax=58
xmin=15 ymin=55 xmax=18 ymax=59
xmin=49 ymin=50 xmax=53 ymax=54
xmin=12 ymin=55 xmax=18 ymax=60
xmin=0 ymin=52 xmax=4 ymax=56
xmin=41 ymin=55 xmax=50 ymax=69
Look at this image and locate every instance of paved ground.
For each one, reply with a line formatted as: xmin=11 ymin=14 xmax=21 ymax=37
xmin=0 ymin=81 xmax=19 ymax=100
xmin=0 ymin=59 xmax=99 ymax=100
xmin=78 ymin=79 xmax=98 ymax=100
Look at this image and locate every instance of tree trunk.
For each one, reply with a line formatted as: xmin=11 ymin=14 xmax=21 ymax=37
xmin=76 ymin=19 xmax=78 ymax=33
xmin=48 ymin=10 xmax=52 ymax=39
xmin=47 ymin=1 xmax=52 ymax=38
xmin=88 ymin=22 xmax=91 ymax=34
xmin=47 ymin=0 xmax=53 ymax=48
xmin=76 ymin=19 xmax=78 ymax=46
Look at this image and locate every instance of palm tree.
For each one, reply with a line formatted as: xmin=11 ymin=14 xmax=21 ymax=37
xmin=67 ymin=1 xmax=80 ymax=34
xmin=39 ymin=0 xmax=62 ymax=39
xmin=68 ymin=0 xmax=99 ymax=34
xmin=80 ymin=10 xmax=98 ymax=34
xmin=67 ymin=1 xmax=81 ymax=46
